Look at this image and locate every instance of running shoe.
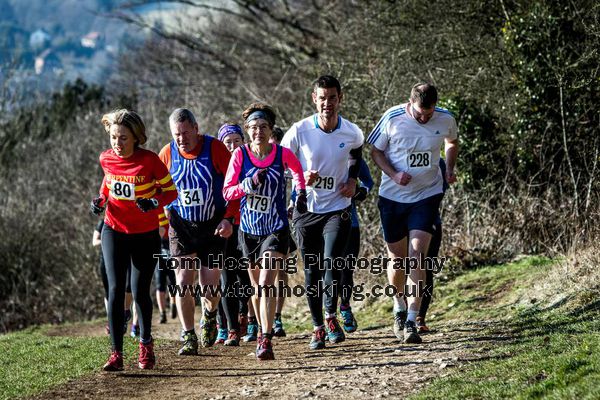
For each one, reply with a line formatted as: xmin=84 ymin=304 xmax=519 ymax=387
xmin=256 ymin=336 xmax=275 ymax=360
xmin=170 ymin=303 xmax=178 ymax=319
xmin=403 ymin=320 xmax=423 ymax=344
xmin=130 ymin=324 xmax=140 ymax=338
xmin=393 ymin=311 xmax=407 ymax=340
xmin=200 ymin=313 xmax=218 ymax=348
xmin=159 ymin=311 xmax=167 ymax=324
xmin=244 ymin=320 xmax=259 ymax=342
xmin=239 ymin=314 xmax=248 ymax=337
xmin=273 ymin=316 xmax=286 ymax=337
xmin=103 ymin=351 xmax=123 ymax=371
xmin=326 ymin=317 xmax=346 ymax=344
xmin=309 ymin=327 xmax=326 ymax=350
xmin=178 ymin=331 xmax=199 ymax=355
xmin=216 ymin=327 xmax=228 ymax=345
xmin=416 ymin=316 xmax=430 ymax=333
xmin=340 ymin=309 xmax=358 ymax=333
xmin=224 ymin=330 xmax=240 ymax=346
xmin=138 ymin=340 xmax=155 ymax=369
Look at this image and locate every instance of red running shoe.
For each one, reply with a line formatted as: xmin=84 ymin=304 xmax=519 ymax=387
xmin=138 ymin=340 xmax=156 ymax=369
xmin=103 ymin=351 xmax=123 ymax=371
xmin=256 ymin=336 xmax=275 ymax=361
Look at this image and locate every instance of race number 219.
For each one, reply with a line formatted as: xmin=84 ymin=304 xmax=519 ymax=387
xmin=313 ymin=176 xmax=336 ymax=191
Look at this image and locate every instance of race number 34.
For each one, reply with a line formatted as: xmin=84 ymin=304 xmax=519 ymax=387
xmin=111 ymin=181 xmax=135 ymax=200
xmin=180 ymin=188 xmax=204 ymax=206
xmin=313 ymin=176 xmax=336 ymax=191
xmin=247 ymin=195 xmax=271 ymax=214
xmin=408 ymin=151 xmax=432 ymax=170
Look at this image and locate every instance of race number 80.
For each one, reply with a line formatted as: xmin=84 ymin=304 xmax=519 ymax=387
xmin=111 ymin=181 xmax=136 ymax=200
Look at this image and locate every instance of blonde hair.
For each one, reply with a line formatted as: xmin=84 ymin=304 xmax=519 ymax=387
xmin=101 ymin=109 xmax=147 ymax=146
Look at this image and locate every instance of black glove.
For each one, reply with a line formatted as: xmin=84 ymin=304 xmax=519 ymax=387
xmin=90 ymin=196 xmax=105 ymax=216
xmin=295 ymin=189 xmax=308 ymax=214
xmin=136 ymin=198 xmax=159 ymax=212
xmin=352 ymin=186 xmax=368 ymax=202
xmin=251 ymin=169 xmax=268 ymax=188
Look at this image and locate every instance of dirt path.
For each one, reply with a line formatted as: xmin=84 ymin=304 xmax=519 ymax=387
xmin=37 ymin=313 xmax=507 ymax=399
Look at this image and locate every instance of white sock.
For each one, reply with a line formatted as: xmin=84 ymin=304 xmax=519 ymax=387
xmin=393 ymin=297 xmax=407 ymax=313
xmin=325 ymin=312 xmax=336 ymax=319
xmin=314 ymin=325 xmax=324 ymax=331
xmin=407 ymin=311 xmax=418 ymax=323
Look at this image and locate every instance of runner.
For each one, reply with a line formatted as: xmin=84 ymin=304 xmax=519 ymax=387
xmin=155 ymin=210 xmax=177 ymax=324
xmin=217 ymin=122 xmax=253 ymax=346
xmin=340 ymin=158 xmax=374 ymax=333
xmin=281 ymin=75 xmax=364 ymax=349
xmin=269 ymin=126 xmax=297 ymax=337
xmin=90 ymin=109 xmax=177 ymax=371
xmin=223 ymin=103 xmax=306 ymax=360
xmin=159 ymin=108 xmax=235 ymax=356
xmin=367 ymin=83 xmax=458 ymax=344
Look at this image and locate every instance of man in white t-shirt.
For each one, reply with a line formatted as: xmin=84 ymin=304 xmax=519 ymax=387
xmin=282 ymin=75 xmax=364 ymax=350
xmin=368 ymin=83 xmax=458 ymax=344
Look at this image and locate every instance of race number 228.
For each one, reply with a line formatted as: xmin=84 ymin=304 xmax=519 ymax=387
xmin=408 ymin=151 xmax=431 ymax=170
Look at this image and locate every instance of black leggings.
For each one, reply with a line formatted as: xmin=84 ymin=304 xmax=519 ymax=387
xmin=220 ymin=224 xmax=252 ymax=331
xmin=341 ymin=226 xmax=360 ymax=307
xmin=419 ymin=221 xmax=442 ymax=319
xmin=295 ymin=209 xmax=352 ymax=327
xmin=102 ymin=225 xmax=159 ymax=351
xmin=99 ymin=253 xmax=132 ymax=300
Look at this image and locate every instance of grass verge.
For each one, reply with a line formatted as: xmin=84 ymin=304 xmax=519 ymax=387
xmin=0 ymin=325 xmax=139 ymax=400
xmin=410 ymin=256 xmax=600 ymax=399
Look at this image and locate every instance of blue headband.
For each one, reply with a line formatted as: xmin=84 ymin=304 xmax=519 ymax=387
xmin=217 ymin=124 xmax=243 ymax=142
xmin=246 ymin=111 xmax=270 ymax=124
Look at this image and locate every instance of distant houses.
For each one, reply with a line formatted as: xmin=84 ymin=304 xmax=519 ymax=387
xmin=31 ymin=30 xmax=106 ymax=75
xmin=29 ymin=29 xmax=51 ymax=51
xmin=34 ymin=48 xmax=62 ymax=75
xmin=81 ymin=32 xmax=103 ymax=49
